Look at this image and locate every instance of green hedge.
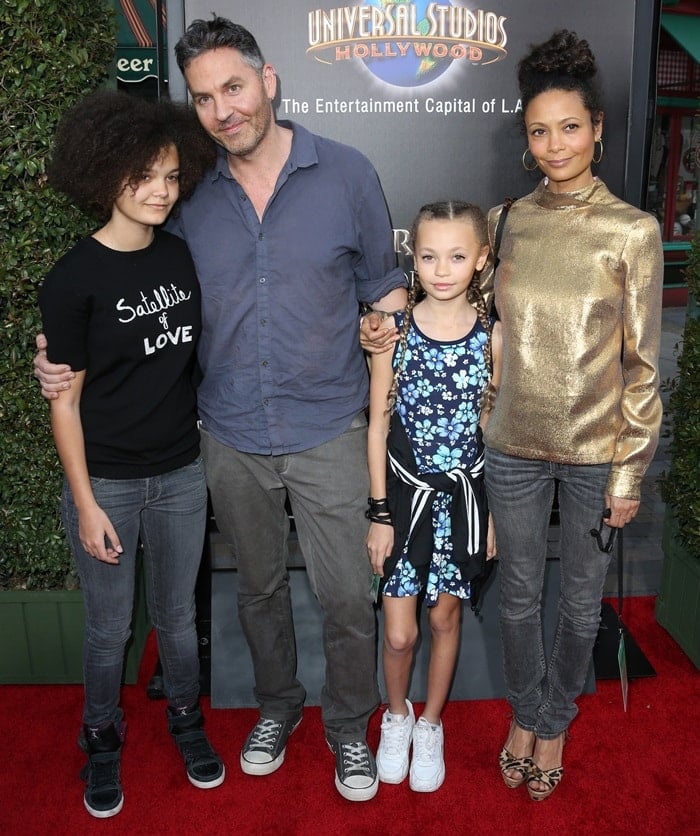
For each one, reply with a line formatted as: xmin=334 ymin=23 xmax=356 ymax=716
xmin=661 ymin=229 xmax=700 ymax=558
xmin=0 ymin=1 xmax=116 ymax=588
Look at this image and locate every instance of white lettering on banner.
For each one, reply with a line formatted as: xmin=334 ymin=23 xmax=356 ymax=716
xmin=117 ymin=284 xmax=193 ymax=323
xmin=307 ymin=4 xmax=508 ymax=52
xmin=280 ymin=97 xmax=310 ymax=114
xmin=501 ymin=98 xmax=523 ymax=114
xmin=332 ymin=41 xmax=482 ymax=61
xmin=292 ymin=96 xmax=519 ymax=119
xmin=116 ymin=57 xmax=155 ymax=74
xmin=306 ymin=2 xmax=509 ymax=86
xmin=393 ymin=229 xmax=411 ymax=257
xmin=312 ymin=97 xmax=421 ymax=114
xmin=425 ymin=97 xmax=476 ymax=114
xmin=143 ymin=325 xmax=194 ymax=356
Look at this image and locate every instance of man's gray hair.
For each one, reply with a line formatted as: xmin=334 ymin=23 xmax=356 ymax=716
xmin=175 ymin=16 xmax=265 ymax=74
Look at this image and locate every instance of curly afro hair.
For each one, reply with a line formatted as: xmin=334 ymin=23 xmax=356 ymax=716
xmin=517 ymin=30 xmax=603 ymax=124
xmin=48 ymin=90 xmax=216 ymax=221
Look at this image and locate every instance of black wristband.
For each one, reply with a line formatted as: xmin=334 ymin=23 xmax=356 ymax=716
xmin=365 ymin=497 xmax=392 ymax=525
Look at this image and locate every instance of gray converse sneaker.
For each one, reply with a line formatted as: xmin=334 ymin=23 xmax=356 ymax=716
xmin=409 ymin=717 xmax=445 ymax=792
xmin=327 ymin=738 xmax=378 ymax=801
xmin=240 ymin=715 xmax=302 ymax=776
xmin=376 ymin=699 xmax=415 ymax=784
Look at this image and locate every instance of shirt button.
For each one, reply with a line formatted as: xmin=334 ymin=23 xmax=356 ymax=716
xmin=260 ymin=318 xmax=267 ymax=325
xmin=259 ymin=277 xmax=266 ymax=283
xmin=262 ymin=360 xmax=268 ymax=367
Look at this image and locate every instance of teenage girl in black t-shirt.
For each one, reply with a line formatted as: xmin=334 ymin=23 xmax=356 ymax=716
xmin=38 ymin=91 xmax=222 ymax=818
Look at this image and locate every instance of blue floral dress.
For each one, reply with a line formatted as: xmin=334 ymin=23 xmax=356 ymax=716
xmin=383 ymin=312 xmax=490 ymax=606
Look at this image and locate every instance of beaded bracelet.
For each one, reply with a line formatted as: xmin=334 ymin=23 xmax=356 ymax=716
xmin=365 ymin=497 xmax=393 ymax=525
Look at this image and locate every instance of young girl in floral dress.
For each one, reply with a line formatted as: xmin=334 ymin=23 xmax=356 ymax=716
xmin=366 ymin=200 xmax=501 ymax=792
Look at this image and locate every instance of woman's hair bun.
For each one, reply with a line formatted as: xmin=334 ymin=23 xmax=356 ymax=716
xmin=518 ymin=30 xmax=597 ymax=86
xmin=517 ymin=29 xmax=603 ymax=118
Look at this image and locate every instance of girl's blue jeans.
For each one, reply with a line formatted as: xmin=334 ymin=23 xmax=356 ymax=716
xmin=62 ymin=458 xmax=207 ymax=727
xmin=485 ymin=447 xmax=613 ymax=739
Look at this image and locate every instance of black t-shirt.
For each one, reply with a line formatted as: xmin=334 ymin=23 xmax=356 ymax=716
xmin=39 ymin=230 xmax=202 ymax=478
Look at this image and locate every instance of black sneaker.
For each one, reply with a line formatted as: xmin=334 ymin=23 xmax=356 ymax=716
xmin=240 ymin=715 xmax=302 ymax=775
xmin=78 ymin=720 xmax=125 ymax=818
xmin=146 ymin=659 xmax=166 ymax=700
xmin=167 ymin=703 xmax=225 ymax=789
xmin=327 ymin=738 xmax=379 ymax=801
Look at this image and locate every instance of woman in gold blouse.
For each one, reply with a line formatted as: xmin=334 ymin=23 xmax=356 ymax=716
xmin=488 ymin=31 xmax=663 ymax=800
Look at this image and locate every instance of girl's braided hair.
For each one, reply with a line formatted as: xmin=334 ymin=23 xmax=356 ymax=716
xmin=387 ymin=200 xmax=492 ymax=412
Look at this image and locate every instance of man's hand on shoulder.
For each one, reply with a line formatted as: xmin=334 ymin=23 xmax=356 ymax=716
xmin=33 ymin=333 xmax=75 ymax=400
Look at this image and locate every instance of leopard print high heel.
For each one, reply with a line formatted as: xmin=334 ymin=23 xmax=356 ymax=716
xmin=527 ymin=731 xmax=566 ymax=800
xmin=499 ymin=720 xmax=535 ymax=788
xmin=527 ymin=763 xmax=564 ymax=800
xmin=499 ymin=746 xmax=534 ymax=788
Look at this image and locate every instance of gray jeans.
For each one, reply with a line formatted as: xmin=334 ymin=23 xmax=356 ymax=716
xmin=200 ymin=417 xmax=379 ymax=741
xmin=485 ymin=447 xmax=613 ymax=738
xmin=63 ymin=459 xmax=207 ymax=727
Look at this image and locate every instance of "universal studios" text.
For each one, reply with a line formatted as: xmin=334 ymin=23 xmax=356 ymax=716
xmin=308 ymin=3 xmax=508 ymax=53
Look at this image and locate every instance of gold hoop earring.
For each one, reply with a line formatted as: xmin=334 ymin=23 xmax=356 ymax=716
xmin=522 ymin=148 xmax=538 ymax=172
xmin=592 ymin=138 xmax=604 ymax=164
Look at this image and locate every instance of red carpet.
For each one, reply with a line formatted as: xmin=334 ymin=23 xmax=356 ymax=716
xmin=2 ymin=596 xmax=698 ymax=834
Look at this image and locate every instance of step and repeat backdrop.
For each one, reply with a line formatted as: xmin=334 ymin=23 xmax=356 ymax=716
xmin=170 ymin=1 xmax=654 ymax=269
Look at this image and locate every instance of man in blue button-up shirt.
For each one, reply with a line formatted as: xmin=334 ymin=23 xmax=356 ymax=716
xmin=35 ymin=15 xmax=406 ymax=803
xmin=172 ymin=18 xmax=407 ymax=801
xmin=170 ymin=119 xmax=404 ymax=458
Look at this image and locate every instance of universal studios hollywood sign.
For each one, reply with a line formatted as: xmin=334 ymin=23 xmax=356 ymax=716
xmin=306 ymin=1 xmax=508 ymax=88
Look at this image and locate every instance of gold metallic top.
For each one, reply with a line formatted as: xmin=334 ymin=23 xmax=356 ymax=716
xmin=482 ymin=179 xmax=663 ymax=499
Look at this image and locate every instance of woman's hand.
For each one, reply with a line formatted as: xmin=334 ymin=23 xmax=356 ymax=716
xmin=605 ymin=494 xmax=641 ymax=528
xmin=486 ymin=512 xmax=497 ymax=559
xmin=360 ymin=312 xmax=399 ymax=354
xmin=33 ymin=333 xmax=75 ymax=399
xmin=366 ymin=521 xmax=394 ymax=576
xmin=78 ymin=505 xmax=123 ymax=564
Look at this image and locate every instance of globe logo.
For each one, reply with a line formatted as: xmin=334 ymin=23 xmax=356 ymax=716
xmin=362 ymin=0 xmax=455 ymax=88
xmin=305 ymin=2 xmax=507 ymax=87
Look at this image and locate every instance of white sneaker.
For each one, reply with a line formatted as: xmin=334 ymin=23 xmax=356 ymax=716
xmin=409 ymin=717 xmax=445 ymax=792
xmin=376 ymin=700 xmax=415 ymax=784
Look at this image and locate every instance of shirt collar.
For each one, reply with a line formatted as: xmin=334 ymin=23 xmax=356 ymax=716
xmin=208 ymin=120 xmax=319 ymax=182
xmin=279 ymin=120 xmax=319 ymax=173
xmin=534 ymin=177 xmax=606 ymax=209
